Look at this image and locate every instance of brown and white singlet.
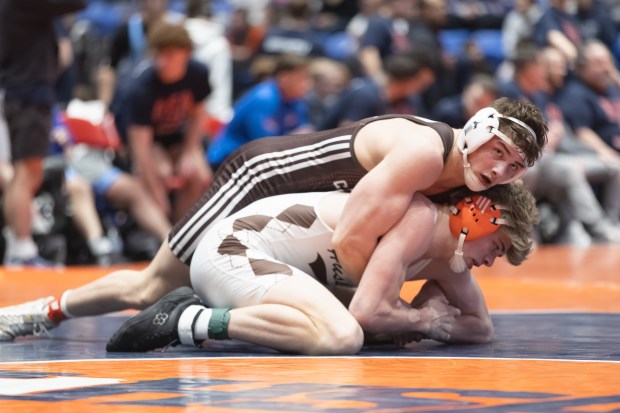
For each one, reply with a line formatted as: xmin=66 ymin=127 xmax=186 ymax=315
xmin=169 ymin=115 xmax=455 ymax=264
xmin=189 ymin=191 xmax=437 ymax=308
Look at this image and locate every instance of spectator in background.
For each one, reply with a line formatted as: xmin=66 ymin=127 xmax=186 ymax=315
xmin=559 ymin=41 xmax=620 ymax=163
xmin=305 ymin=58 xmax=351 ymax=130
xmin=185 ymin=0 xmax=233 ymax=127
xmin=207 ymin=54 xmax=312 ymax=170
xmin=98 ymin=0 xmax=184 ymax=136
xmin=358 ymin=0 xmax=419 ymax=86
xmin=54 ymin=106 xmax=173 ymax=261
xmin=505 ymin=45 xmax=620 ymax=244
xmin=125 ymin=22 xmax=213 ymax=222
xmin=576 ymin=0 xmax=617 ymax=53
xmin=259 ymin=0 xmax=326 ymax=58
xmin=542 ymin=44 xmax=620 ymax=242
xmin=445 ymin=0 xmax=512 ymax=30
xmin=64 ymin=172 xmax=117 ymax=265
xmin=600 ymin=0 xmax=620 ymax=31
xmin=227 ymin=0 xmax=271 ymax=27
xmin=55 ymin=16 xmax=79 ymax=108
xmin=347 ymin=0 xmax=387 ymax=43
xmin=533 ymin=0 xmax=583 ymax=64
xmin=502 ymin=0 xmax=543 ymax=58
xmin=0 ymin=0 xmax=86 ymax=267
xmin=320 ymin=51 xmax=436 ymax=129
xmin=0 ymin=93 xmax=12 ymax=192
xmin=432 ymin=74 xmax=498 ymax=128
xmin=413 ymin=0 xmax=475 ymax=111
xmin=499 ymin=0 xmax=542 ymax=81
xmin=226 ymin=7 xmax=266 ymax=99
xmin=499 ymin=44 xmax=548 ymax=103
xmin=315 ymin=0 xmax=359 ymax=33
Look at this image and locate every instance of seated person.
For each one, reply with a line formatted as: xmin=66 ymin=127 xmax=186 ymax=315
xmin=123 ymin=21 xmax=213 ymax=221
xmin=105 ymin=180 xmax=538 ymax=355
xmin=432 ymin=74 xmax=498 ymax=128
xmin=207 ymin=54 xmax=312 ymax=170
xmin=54 ymin=105 xmax=172 ymax=255
xmin=319 ymin=51 xmax=437 ymax=130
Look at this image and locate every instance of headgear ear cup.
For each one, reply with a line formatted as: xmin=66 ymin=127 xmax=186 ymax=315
xmin=457 ymin=106 xmax=538 ymax=190
xmin=458 ymin=107 xmax=501 ymax=154
xmin=458 ymin=107 xmax=502 ymax=191
xmin=448 ymin=195 xmax=507 ymax=273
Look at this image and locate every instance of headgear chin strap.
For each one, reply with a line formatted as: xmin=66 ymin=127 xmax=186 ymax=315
xmin=448 ymin=195 xmax=509 ymax=273
xmin=463 ymin=160 xmax=487 ymax=191
xmin=457 ymin=107 xmax=537 ymax=189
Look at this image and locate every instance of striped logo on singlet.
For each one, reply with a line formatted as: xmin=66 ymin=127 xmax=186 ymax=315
xmin=170 ymin=135 xmax=353 ymax=262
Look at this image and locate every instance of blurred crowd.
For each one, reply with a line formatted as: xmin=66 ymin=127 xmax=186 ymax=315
xmin=2 ymin=0 xmax=620 ymax=267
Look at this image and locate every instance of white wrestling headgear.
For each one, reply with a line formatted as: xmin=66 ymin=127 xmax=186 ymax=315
xmin=448 ymin=195 xmax=509 ymax=273
xmin=457 ymin=107 xmax=537 ymax=191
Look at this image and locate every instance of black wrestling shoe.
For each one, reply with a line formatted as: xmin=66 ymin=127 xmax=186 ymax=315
xmin=106 ymin=287 xmax=203 ymax=352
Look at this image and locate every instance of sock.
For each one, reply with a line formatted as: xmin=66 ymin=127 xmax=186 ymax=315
xmin=47 ymin=290 xmax=75 ymax=324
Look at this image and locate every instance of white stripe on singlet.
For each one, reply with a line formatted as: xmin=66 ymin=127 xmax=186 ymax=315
xmin=170 ymin=135 xmax=354 ymax=262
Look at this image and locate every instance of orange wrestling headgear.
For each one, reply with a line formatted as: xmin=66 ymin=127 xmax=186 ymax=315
xmin=448 ymin=195 xmax=509 ymax=273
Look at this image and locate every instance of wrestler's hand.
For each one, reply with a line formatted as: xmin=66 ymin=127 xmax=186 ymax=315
xmin=418 ymin=299 xmax=460 ymax=342
xmin=392 ymin=331 xmax=426 ymax=347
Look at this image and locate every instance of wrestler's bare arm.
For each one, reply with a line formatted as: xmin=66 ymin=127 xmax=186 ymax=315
xmin=418 ymin=260 xmax=494 ymax=344
xmin=332 ymin=119 xmax=445 ymax=283
xmin=348 ymin=194 xmax=458 ymax=336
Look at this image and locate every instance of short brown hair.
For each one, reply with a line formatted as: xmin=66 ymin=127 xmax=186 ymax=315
xmin=384 ymin=48 xmax=438 ymax=81
xmin=492 ymin=97 xmax=548 ymax=167
xmin=148 ymin=21 xmax=193 ymax=51
xmin=273 ymin=54 xmax=309 ymax=75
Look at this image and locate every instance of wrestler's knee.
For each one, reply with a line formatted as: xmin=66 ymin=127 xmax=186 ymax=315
xmin=132 ymin=241 xmax=192 ymax=308
xmin=313 ymin=316 xmax=364 ymax=355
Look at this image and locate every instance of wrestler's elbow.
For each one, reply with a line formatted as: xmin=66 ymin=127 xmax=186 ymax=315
xmin=332 ymin=234 xmax=357 ymax=263
xmin=349 ymin=299 xmax=389 ymax=333
xmin=452 ymin=317 xmax=495 ymax=344
xmin=332 ymin=229 xmax=374 ymax=263
xmin=477 ymin=318 xmax=495 ymax=344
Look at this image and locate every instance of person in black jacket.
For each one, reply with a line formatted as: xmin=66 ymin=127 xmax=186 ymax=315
xmin=0 ymin=0 xmax=86 ymax=267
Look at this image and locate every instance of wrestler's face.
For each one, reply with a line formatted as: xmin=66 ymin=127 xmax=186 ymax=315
xmin=462 ymin=231 xmax=511 ymax=269
xmin=467 ymin=136 xmax=527 ymax=188
xmin=154 ymin=47 xmax=191 ymax=84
